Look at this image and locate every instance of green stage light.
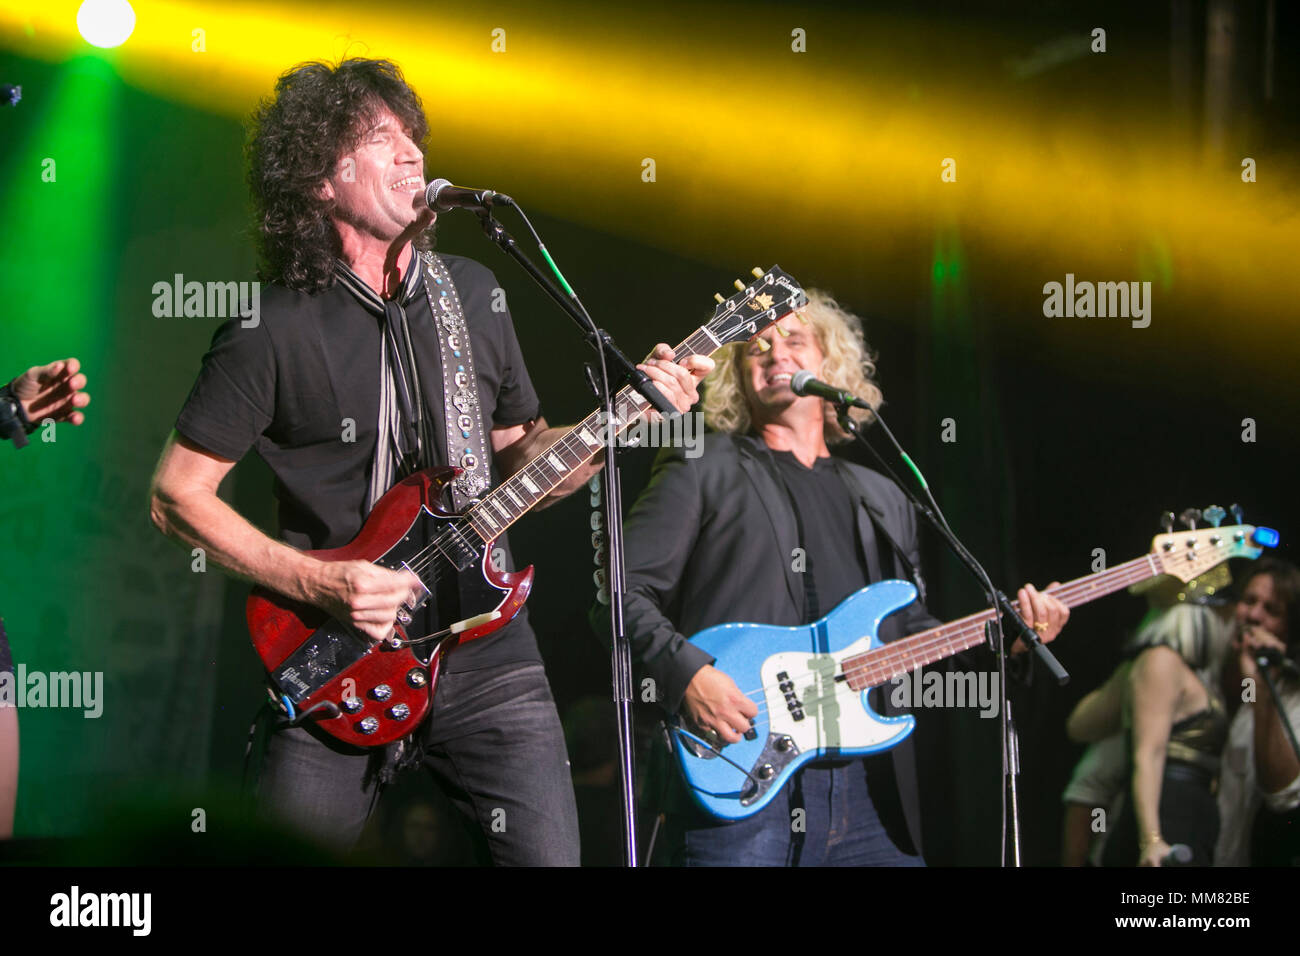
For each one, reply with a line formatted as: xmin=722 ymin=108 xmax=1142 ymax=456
xmin=76 ymin=0 xmax=135 ymax=49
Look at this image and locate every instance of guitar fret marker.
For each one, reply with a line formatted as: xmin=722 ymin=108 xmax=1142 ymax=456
xmin=505 ymin=487 xmax=524 ymax=508
xmin=492 ymin=499 xmax=511 ymax=520
xmin=578 ymin=427 xmax=599 ymax=448
xmin=546 ymin=452 xmax=567 ymax=472
xmin=519 ymin=474 xmax=539 ymax=494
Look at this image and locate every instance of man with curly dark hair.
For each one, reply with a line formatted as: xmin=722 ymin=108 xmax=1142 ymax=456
xmin=148 ymin=57 xmax=711 ymax=864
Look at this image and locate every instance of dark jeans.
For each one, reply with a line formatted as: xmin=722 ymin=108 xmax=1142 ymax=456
xmin=256 ymin=660 xmax=580 ymax=865
xmin=660 ymin=759 xmax=926 ymax=867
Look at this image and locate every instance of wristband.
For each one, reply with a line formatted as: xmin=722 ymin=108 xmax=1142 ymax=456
xmin=0 ymin=383 xmax=35 ymax=431
xmin=0 ymin=383 xmax=33 ymax=448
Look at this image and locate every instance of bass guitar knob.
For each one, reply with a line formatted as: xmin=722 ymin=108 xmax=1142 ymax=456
xmin=757 ymin=763 xmax=775 ymax=780
xmin=358 ymin=716 xmax=380 ymax=735
xmin=370 ymin=684 xmax=392 ymax=702
xmin=388 ymin=703 xmax=411 ymax=721
xmin=407 ymin=668 xmax=429 ymax=688
xmin=341 ymin=696 xmax=363 ymax=714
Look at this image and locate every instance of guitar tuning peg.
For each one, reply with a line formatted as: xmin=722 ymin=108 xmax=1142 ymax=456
xmin=1230 ymin=502 xmax=1244 ymax=524
xmin=774 ymin=324 xmax=790 ymax=338
xmin=714 ymin=293 xmax=725 ymax=304
xmin=794 ymin=307 xmax=809 ymax=325
xmin=1202 ymin=505 xmax=1226 ymax=528
xmin=751 ymin=267 xmax=764 ymax=278
xmin=1159 ymin=511 xmax=1175 ymax=534
xmin=1179 ymin=508 xmax=1201 ymax=530
xmin=734 ymin=279 xmax=746 ymax=292
xmin=756 ymin=337 xmax=771 ymax=352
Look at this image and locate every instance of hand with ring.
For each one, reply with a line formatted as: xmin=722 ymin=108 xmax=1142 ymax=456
xmin=1011 ymin=582 xmax=1069 ymax=653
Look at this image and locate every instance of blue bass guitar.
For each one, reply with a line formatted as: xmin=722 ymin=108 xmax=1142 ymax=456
xmin=671 ymin=519 xmax=1276 ymax=820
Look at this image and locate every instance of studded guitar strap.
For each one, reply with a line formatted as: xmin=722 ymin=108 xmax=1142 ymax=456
xmin=421 ymin=252 xmax=492 ymax=510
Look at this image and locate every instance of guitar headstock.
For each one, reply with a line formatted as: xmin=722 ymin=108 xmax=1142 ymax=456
xmin=704 ymin=265 xmax=807 ymax=349
xmin=1150 ymin=523 xmax=1279 ymax=582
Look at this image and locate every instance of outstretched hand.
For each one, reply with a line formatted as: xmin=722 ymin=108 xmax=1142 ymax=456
xmin=10 ymin=358 xmax=90 ymax=426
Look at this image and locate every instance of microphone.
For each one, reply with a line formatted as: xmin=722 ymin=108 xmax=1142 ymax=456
xmin=790 ymin=370 xmax=872 ymax=410
xmin=1161 ymin=843 xmax=1193 ymax=866
xmin=1254 ymin=646 xmax=1300 ymax=677
xmin=424 ymin=177 xmax=512 ymax=213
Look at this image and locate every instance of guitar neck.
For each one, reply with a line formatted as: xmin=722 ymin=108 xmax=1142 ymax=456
xmin=840 ymin=553 xmax=1161 ymax=690
xmin=459 ymin=327 xmax=721 ymax=543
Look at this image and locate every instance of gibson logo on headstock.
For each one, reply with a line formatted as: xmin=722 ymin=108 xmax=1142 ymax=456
xmin=748 ymin=292 xmax=774 ymax=312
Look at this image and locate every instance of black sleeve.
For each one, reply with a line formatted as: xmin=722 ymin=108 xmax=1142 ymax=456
xmin=491 ymin=302 xmax=541 ymax=428
xmin=175 ymin=317 xmax=276 ymax=460
xmin=443 ymin=255 xmax=541 ymax=429
xmin=590 ymin=445 xmax=713 ymax=716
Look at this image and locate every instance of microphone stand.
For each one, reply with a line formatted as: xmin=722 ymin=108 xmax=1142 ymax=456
xmin=473 ymin=210 xmax=676 ymax=418
xmin=473 ymin=207 xmax=668 ymax=867
xmin=833 ymin=402 xmax=1068 ymax=866
xmin=1255 ymin=655 xmax=1300 ymax=764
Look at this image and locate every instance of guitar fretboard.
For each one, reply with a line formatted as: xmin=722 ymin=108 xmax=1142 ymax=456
xmin=839 ymin=554 xmax=1161 ymax=690
xmin=453 ymin=327 xmax=721 ymax=548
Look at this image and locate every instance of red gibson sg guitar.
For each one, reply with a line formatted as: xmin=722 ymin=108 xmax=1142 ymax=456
xmin=247 ymin=266 xmax=808 ymax=746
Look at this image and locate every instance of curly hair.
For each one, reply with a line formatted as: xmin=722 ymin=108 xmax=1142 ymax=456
xmin=1238 ymin=557 xmax=1300 ymax=648
xmin=701 ymin=289 xmax=883 ymax=444
xmin=246 ymin=58 xmax=431 ymax=293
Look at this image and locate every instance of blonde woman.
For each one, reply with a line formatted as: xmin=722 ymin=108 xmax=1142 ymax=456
xmin=1069 ymin=598 xmax=1232 ymax=866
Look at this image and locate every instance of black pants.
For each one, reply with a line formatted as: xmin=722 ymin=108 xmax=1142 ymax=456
xmin=255 ymin=660 xmax=580 ymax=865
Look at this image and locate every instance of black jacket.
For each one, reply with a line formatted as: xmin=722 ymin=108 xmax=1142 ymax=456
xmin=606 ymin=431 xmax=957 ymax=855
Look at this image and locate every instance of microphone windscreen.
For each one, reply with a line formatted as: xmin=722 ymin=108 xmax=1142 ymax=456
xmin=790 ymin=370 xmax=815 ymax=395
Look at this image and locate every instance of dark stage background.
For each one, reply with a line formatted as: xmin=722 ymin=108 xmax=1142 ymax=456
xmin=1 ymin=0 xmax=1297 ymax=865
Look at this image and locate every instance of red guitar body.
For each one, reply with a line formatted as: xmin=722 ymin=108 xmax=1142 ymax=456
xmin=246 ymin=466 xmax=533 ymax=747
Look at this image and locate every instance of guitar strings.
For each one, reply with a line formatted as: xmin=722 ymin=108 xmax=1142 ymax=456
xmin=398 ymin=288 xmax=800 ymax=576
xmin=731 ymin=558 xmax=1167 ymax=706
xmin=391 ymin=295 xmax=803 ymax=591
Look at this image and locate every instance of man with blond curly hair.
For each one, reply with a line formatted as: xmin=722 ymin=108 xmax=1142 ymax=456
xmin=612 ymin=290 xmax=1067 ymax=866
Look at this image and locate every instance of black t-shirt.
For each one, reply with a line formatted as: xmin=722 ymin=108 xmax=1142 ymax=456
xmin=769 ymin=450 xmax=874 ymax=620
xmin=176 ymin=253 xmax=543 ymax=671
xmin=769 ymin=449 xmax=914 ymax=851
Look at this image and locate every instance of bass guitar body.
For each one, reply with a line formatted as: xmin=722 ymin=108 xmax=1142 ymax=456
xmin=673 ymin=580 xmax=920 ymax=821
xmin=672 ymin=518 xmax=1277 ymax=821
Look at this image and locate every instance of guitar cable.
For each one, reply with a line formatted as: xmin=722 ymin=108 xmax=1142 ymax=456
xmin=645 ymin=719 xmax=760 ymax=865
xmin=275 ymin=701 xmax=341 ymax=729
xmin=670 ymin=725 xmax=761 ymax=790
xmin=384 ymin=610 xmax=503 ymax=648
